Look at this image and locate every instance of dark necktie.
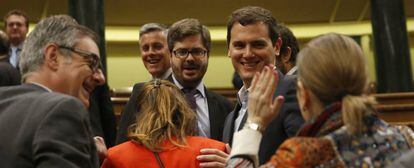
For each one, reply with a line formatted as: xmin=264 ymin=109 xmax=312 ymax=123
xmin=182 ymin=88 xmax=197 ymax=111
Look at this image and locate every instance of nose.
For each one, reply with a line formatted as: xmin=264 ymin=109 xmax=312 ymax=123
xmin=244 ymin=45 xmax=255 ymax=58
xmin=92 ymin=69 xmax=106 ymax=86
xmin=185 ymin=52 xmax=196 ymax=62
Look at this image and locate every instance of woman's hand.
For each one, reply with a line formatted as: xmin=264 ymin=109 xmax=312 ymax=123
xmin=247 ymin=65 xmax=285 ymax=129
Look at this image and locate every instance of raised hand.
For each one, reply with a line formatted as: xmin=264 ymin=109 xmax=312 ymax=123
xmin=247 ymin=65 xmax=285 ymax=129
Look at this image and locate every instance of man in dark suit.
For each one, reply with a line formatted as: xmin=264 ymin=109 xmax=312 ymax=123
xmin=0 ymin=30 xmax=20 ymax=86
xmin=116 ymin=18 xmax=233 ymax=145
xmin=3 ymin=9 xmax=28 ymax=69
xmin=222 ymin=6 xmax=304 ymax=164
xmin=275 ymin=24 xmax=300 ymax=76
xmin=0 ymin=15 xmax=105 ymax=167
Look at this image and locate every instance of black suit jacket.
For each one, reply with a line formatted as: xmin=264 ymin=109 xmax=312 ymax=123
xmin=88 ymin=83 xmax=117 ymax=148
xmin=116 ymin=76 xmax=234 ymax=144
xmin=222 ymin=71 xmax=304 ymax=164
xmin=0 ymin=84 xmax=98 ymax=168
xmin=0 ymin=62 xmax=20 ymax=86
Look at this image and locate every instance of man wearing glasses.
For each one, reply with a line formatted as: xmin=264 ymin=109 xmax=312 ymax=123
xmin=116 ymin=19 xmax=233 ymax=149
xmin=0 ymin=15 xmax=105 ymax=167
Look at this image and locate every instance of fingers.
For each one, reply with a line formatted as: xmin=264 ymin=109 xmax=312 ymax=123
xmin=271 ymin=95 xmax=285 ymax=117
xmin=197 ymin=148 xmax=229 ymax=168
xmin=250 ymin=72 xmax=260 ymax=91
xmin=200 ymin=148 xmax=229 ymax=158
xmin=199 ymin=161 xmax=225 ymax=168
xmin=225 ymin=144 xmax=231 ymax=154
xmin=263 ymin=67 xmax=277 ymax=100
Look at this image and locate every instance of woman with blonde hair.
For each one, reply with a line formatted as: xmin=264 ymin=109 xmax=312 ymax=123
xmin=102 ymin=79 xmax=226 ymax=168
xmin=226 ymin=33 xmax=414 ymax=167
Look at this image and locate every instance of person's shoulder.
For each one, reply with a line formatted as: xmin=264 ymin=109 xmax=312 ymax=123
xmin=109 ymin=141 xmax=138 ymax=152
xmin=205 ymin=89 xmax=232 ymax=104
xmin=187 ymin=136 xmax=226 ymax=151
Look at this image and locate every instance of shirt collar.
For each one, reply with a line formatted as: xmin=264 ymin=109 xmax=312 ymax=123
xmin=28 ymin=82 xmax=52 ymax=92
xmin=286 ymin=66 xmax=297 ymax=76
xmin=172 ymin=74 xmax=206 ymax=98
xmin=237 ymin=85 xmax=249 ymax=104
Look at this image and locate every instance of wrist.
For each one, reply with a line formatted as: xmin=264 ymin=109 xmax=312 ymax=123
xmin=243 ymin=120 xmax=265 ymax=133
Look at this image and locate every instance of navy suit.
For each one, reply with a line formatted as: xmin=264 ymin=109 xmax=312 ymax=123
xmin=116 ymin=76 xmax=233 ymax=144
xmin=222 ymin=71 xmax=304 ymax=164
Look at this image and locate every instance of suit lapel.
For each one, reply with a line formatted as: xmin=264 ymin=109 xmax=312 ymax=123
xmin=205 ymin=89 xmax=222 ymax=140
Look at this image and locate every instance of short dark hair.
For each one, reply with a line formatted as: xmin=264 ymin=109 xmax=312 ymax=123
xmin=277 ymin=24 xmax=299 ymax=64
xmin=167 ymin=18 xmax=211 ymax=53
xmin=139 ymin=23 xmax=168 ymax=37
xmin=227 ymin=6 xmax=278 ymax=46
xmin=4 ymin=9 xmax=29 ymax=28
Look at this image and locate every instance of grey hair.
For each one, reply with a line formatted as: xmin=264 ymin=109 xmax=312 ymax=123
xmin=139 ymin=23 xmax=168 ymax=37
xmin=19 ymin=15 xmax=98 ymax=81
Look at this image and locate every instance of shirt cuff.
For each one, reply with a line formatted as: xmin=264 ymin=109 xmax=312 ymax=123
xmin=229 ymin=128 xmax=262 ymax=166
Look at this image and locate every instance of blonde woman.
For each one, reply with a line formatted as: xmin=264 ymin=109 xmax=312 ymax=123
xmin=227 ymin=33 xmax=414 ymax=167
xmin=102 ymin=79 xmax=226 ymax=168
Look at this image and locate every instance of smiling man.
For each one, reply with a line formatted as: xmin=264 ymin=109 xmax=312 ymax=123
xmin=139 ymin=23 xmax=172 ymax=79
xmin=222 ymin=6 xmax=304 ymax=165
xmin=0 ymin=15 xmax=105 ymax=167
xmin=116 ymin=19 xmax=233 ymax=146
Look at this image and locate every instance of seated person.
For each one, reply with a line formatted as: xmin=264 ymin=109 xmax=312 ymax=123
xmin=102 ymin=79 xmax=226 ymax=168
xmin=227 ymin=33 xmax=414 ymax=167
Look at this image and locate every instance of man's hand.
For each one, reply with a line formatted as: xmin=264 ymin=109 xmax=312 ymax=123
xmin=197 ymin=144 xmax=231 ymax=168
xmin=94 ymin=136 xmax=108 ymax=160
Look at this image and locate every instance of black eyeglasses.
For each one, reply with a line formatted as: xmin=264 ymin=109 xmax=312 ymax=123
xmin=173 ymin=48 xmax=208 ymax=59
xmin=58 ymin=45 xmax=100 ymax=72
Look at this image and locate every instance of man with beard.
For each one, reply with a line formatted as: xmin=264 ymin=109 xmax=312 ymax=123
xmin=116 ymin=19 xmax=233 ymax=146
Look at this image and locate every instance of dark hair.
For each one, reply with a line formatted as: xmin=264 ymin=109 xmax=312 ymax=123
xmin=167 ymin=18 xmax=211 ymax=53
xmin=227 ymin=6 xmax=278 ymax=46
xmin=4 ymin=9 xmax=29 ymax=28
xmin=277 ymin=24 xmax=300 ymax=64
xmin=139 ymin=23 xmax=168 ymax=37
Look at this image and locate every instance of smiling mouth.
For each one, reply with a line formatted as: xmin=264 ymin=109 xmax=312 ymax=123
xmin=241 ymin=61 xmax=260 ymax=68
xmin=147 ymin=58 xmax=161 ymax=64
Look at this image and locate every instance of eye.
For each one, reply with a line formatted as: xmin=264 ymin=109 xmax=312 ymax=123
xmin=141 ymin=45 xmax=149 ymax=52
xmin=232 ymin=41 xmax=245 ymax=49
xmin=153 ymin=43 xmax=164 ymax=50
xmin=251 ymin=41 xmax=267 ymax=49
xmin=176 ymin=49 xmax=188 ymax=56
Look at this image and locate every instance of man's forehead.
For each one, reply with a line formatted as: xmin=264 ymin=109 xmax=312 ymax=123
xmin=7 ymin=15 xmax=26 ymax=22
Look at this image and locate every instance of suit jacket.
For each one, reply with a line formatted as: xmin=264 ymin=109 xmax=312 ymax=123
xmin=103 ymin=136 xmax=226 ymax=168
xmin=222 ymin=70 xmax=304 ymax=164
xmin=0 ymin=62 xmax=21 ymax=86
xmin=0 ymin=83 xmax=99 ymax=168
xmin=116 ymin=76 xmax=234 ymax=144
xmin=88 ymin=83 xmax=117 ymax=148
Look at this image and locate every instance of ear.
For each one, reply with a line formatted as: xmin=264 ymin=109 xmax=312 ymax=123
xmin=297 ymin=81 xmax=311 ymax=110
xmin=282 ymin=46 xmax=292 ymax=64
xmin=273 ymin=37 xmax=282 ymax=56
xmin=43 ymin=44 xmax=60 ymax=71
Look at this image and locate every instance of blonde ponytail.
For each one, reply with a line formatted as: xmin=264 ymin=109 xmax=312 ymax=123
xmin=342 ymin=95 xmax=377 ymax=134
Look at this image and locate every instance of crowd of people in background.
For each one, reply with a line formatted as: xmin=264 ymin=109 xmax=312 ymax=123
xmin=0 ymin=6 xmax=413 ymax=168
